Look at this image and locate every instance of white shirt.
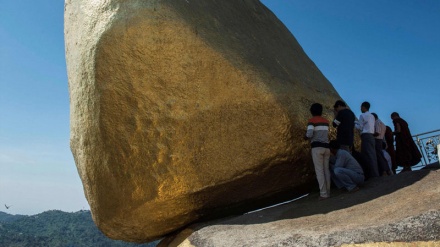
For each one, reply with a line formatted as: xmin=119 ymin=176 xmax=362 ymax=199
xmin=355 ymin=111 xmax=375 ymax=134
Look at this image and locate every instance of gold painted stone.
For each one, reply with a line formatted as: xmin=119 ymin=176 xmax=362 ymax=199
xmin=65 ymin=0 xmax=341 ymax=242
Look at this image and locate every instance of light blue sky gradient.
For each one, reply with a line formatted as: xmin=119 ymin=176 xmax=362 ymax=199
xmin=1 ymin=1 xmax=439 ymax=215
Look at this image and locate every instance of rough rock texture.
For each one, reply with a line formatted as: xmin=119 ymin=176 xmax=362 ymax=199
xmin=342 ymin=242 xmax=440 ymax=247
xmin=159 ymin=169 xmax=440 ymax=247
xmin=64 ymin=0 xmax=341 ymax=242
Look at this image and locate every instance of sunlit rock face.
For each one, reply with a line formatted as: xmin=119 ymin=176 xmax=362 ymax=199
xmin=65 ymin=0 xmax=341 ymax=242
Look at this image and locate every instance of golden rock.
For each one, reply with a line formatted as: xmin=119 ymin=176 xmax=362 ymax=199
xmin=65 ymin=0 xmax=341 ymax=242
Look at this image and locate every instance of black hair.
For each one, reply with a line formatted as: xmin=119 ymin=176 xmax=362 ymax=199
xmin=371 ymin=112 xmax=378 ymax=120
xmin=333 ymin=100 xmax=346 ymax=108
xmin=310 ymin=103 xmax=323 ymax=116
xmin=329 ymin=140 xmax=340 ymax=150
xmin=391 ymin=112 xmax=400 ymax=118
xmin=361 ymin=101 xmax=370 ymax=110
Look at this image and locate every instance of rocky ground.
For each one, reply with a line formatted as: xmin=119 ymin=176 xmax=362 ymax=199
xmin=159 ymin=164 xmax=440 ymax=247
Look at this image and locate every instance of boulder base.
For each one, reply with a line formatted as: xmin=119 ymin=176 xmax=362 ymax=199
xmin=160 ymin=170 xmax=440 ymax=247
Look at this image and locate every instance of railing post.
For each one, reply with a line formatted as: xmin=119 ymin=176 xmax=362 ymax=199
xmin=438 ymin=144 xmax=440 ymax=160
xmin=418 ymin=136 xmax=428 ymax=165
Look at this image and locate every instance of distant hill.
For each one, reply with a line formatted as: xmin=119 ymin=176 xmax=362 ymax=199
xmin=0 ymin=210 xmax=158 ymax=247
xmin=0 ymin=211 xmax=26 ymax=223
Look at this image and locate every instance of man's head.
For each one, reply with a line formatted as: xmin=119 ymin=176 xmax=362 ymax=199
xmin=310 ymin=103 xmax=323 ymax=117
xmin=333 ymin=100 xmax=347 ymax=112
xmin=361 ymin=101 xmax=370 ymax=113
xmin=391 ymin=112 xmax=400 ymax=120
xmin=329 ymin=140 xmax=340 ymax=155
xmin=371 ymin=112 xmax=378 ymax=120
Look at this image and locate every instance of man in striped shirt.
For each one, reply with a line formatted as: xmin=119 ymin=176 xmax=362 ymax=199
xmin=305 ymin=103 xmax=331 ymax=200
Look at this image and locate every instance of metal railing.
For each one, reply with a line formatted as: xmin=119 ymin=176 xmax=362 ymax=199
xmin=413 ymin=129 xmax=440 ymax=166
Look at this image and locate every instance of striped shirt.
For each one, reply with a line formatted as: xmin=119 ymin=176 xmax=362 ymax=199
xmin=306 ymin=116 xmax=330 ymax=148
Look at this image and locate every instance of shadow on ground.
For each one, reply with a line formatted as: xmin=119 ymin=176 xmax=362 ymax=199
xmin=218 ymin=167 xmax=438 ymax=225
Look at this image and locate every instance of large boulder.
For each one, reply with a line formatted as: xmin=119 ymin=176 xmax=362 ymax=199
xmin=65 ymin=0 xmax=341 ymax=242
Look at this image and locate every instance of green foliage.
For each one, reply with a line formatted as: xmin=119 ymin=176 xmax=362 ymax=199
xmin=0 ymin=212 xmax=26 ymax=223
xmin=0 ymin=210 xmax=158 ymax=247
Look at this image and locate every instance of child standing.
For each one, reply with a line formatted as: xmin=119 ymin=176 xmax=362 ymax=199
xmin=305 ymin=103 xmax=331 ymax=200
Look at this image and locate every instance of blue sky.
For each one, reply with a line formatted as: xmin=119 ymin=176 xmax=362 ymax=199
xmin=1 ymin=1 xmax=439 ymax=215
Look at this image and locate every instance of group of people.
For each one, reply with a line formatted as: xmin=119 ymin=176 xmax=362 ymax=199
xmin=305 ymin=100 xmax=422 ymax=200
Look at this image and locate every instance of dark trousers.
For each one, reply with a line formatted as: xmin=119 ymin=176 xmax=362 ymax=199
xmin=361 ymin=133 xmax=379 ymax=178
xmin=375 ymin=139 xmax=390 ymax=175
